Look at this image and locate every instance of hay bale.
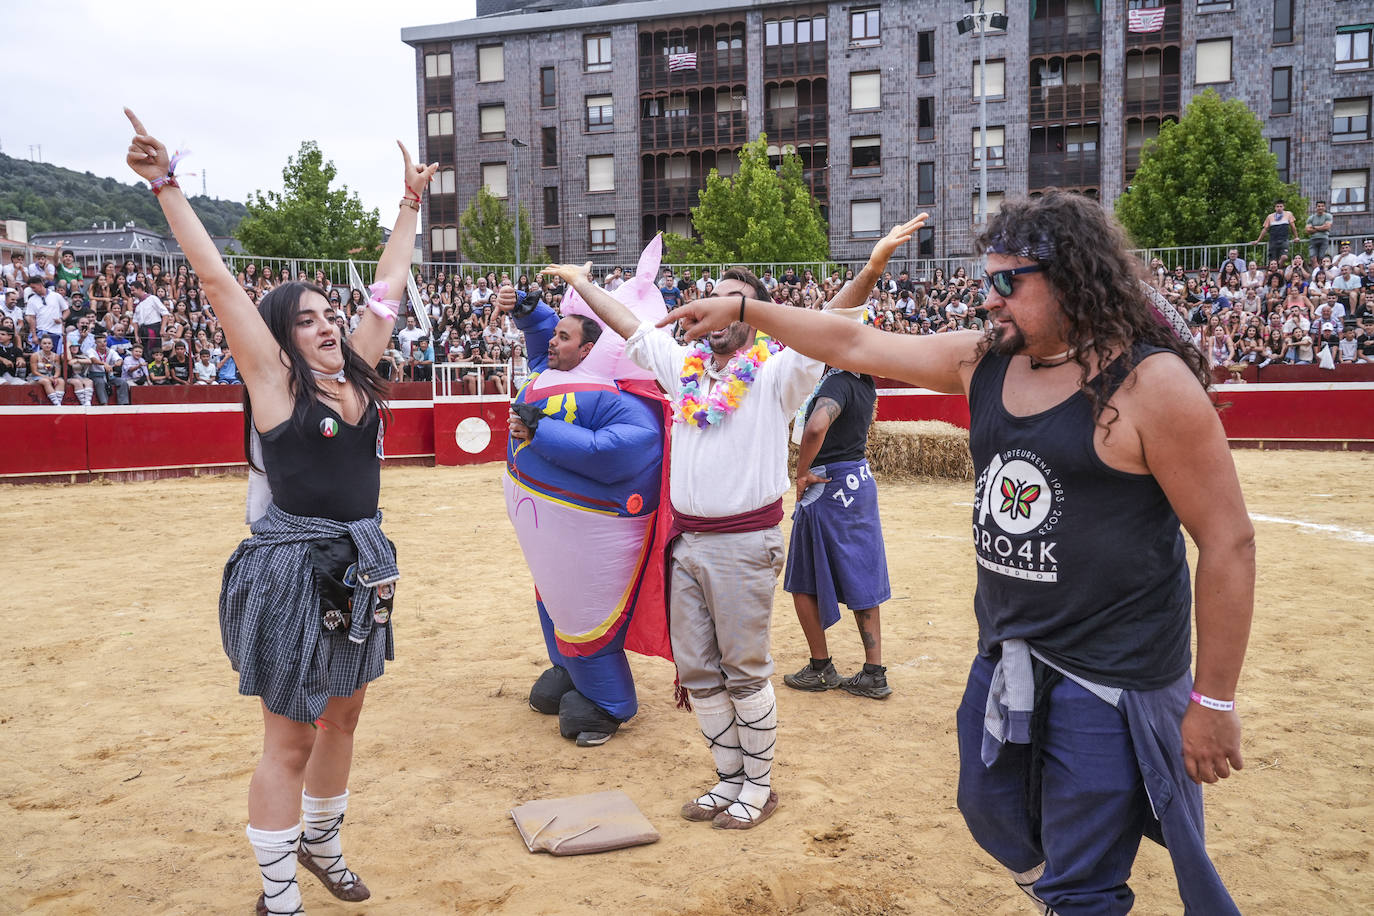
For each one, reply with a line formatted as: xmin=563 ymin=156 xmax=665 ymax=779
xmin=790 ymin=420 xmax=973 ymax=481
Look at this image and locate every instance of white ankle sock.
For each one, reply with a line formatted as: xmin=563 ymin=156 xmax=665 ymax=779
xmin=690 ymin=690 xmax=743 ymax=808
xmin=47 ymin=390 xmax=62 ymax=406
xmin=76 ymin=387 xmax=91 ymax=405
xmin=725 ymin=682 xmax=777 ymax=821
xmin=301 ymin=791 xmax=359 ymax=891
xmin=245 ymin=823 xmax=304 ymax=915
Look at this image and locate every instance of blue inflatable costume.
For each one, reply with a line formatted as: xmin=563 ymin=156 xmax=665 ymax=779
xmin=503 ymin=238 xmax=673 ymax=747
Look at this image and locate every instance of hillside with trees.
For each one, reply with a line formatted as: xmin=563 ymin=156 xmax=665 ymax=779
xmin=0 ymin=153 xmax=245 ymax=237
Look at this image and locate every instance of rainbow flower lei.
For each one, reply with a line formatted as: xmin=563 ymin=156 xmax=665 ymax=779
xmin=676 ymin=338 xmax=782 ymax=428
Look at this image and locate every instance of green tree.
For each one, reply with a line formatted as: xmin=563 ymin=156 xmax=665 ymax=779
xmin=235 ymin=142 xmax=381 ymax=259
xmin=457 ymin=185 xmax=545 ymax=266
xmin=663 ymin=134 xmax=828 ymax=263
xmin=1115 ymin=89 xmax=1305 ymax=248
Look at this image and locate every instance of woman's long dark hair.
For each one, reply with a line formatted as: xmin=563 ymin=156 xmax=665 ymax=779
xmin=974 ymin=191 xmax=1212 ymax=429
xmin=243 ymin=281 xmax=390 ymax=472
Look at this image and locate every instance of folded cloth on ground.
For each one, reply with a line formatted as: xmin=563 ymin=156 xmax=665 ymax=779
xmin=510 ymin=789 xmax=659 ymax=856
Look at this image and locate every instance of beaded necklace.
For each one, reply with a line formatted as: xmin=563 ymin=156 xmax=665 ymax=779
xmin=675 ymin=338 xmax=781 ymax=428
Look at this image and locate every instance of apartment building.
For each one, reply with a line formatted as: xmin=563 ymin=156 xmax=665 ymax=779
xmin=402 ymin=0 xmax=1374 ymax=264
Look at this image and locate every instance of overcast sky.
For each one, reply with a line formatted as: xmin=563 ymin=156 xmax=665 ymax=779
xmin=0 ymin=0 xmax=476 ymax=222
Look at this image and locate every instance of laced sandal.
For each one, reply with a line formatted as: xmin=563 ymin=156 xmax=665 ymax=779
xmin=680 ymin=788 xmax=737 ymax=822
xmin=712 ymin=790 xmax=779 ymax=830
xmin=254 ymin=893 xmax=303 ymax=915
xmin=298 ymin=831 xmax=370 ymax=902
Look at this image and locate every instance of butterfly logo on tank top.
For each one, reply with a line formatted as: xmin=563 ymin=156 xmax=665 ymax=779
xmin=973 ymin=450 xmax=1064 ymax=583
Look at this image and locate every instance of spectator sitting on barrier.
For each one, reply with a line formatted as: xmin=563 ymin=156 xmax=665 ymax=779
xmin=192 ymin=348 xmax=217 ymax=384
xmin=166 ymin=339 xmax=192 ymax=384
xmin=122 ymin=344 xmax=149 ymax=386
xmin=0 ymin=325 xmax=24 ymax=384
xmin=377 ymin=336 xmax=402 ymax=381
xmin=1235 ymin=326 xmax=1263 ymax=363
xmin=85 ymin=333 xmax=121 ymax=403
xmin=1316 ymin=322 xmax=1342 ymax=359
xmin=28 ymin=334 xmax=66 ymax=405
xmin=408 ymin=335 xmax=434 ymax=383
xmin=148 ymin=347 xmax=171 ymax=385
xmin=1338 ymin=326 xmax=1363 ymax=363
xmin=1258 ymin=328 xmax=1286 ymax=367
xmin=217 ymin=343 xmax=244 ymax=387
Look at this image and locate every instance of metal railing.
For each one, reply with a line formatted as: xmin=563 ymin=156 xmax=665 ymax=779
xmin=432 ymin=361 xmax=513 ymax=400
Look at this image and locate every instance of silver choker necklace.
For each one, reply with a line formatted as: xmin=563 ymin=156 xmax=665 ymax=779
xmin=313 ymin=369 xmax=346 ymax=382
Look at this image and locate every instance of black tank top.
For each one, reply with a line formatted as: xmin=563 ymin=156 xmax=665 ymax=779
xmin=967 ymin=344 xmax=1192 ymax=690
xmin=259 ymin=398 xmax=381 ymax=522
xmin=1269 ymin=214 xmax=1291 ymax=246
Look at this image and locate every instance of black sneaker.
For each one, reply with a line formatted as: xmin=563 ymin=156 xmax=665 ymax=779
xmin=841 ymin=667 xmax=892 ymax=699
xmin=783 ymin=660 xmax=842 ymax=691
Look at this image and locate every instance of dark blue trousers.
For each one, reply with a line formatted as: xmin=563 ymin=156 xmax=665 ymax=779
xmin=537 ymin=598 xmax=637 ymax=722
xmin=957 ymin=654 xmax=1148 ymax=916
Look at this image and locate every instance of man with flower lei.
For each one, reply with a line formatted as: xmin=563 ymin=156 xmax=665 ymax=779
xmin=539 ymin=261 xmax=827 ymax=831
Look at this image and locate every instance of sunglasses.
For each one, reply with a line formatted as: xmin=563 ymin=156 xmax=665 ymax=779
xmin=982 ymin=265 xmax=1046 ymax=298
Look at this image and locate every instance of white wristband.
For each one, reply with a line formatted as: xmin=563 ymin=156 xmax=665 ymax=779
xmin=1190 ymin=690 xmax=1235 ymax=711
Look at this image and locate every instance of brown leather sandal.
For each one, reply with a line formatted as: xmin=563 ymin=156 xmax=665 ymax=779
xmin=297 ymin=845 xmax=371 ymax=902
xmin=712 ymin=790 xmax=779 ymax=830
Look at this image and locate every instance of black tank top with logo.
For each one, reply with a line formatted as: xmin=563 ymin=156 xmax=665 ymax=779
xmin=259 ymin=398 xmax=382 ymax=522
xmin=967 ymin=344 xmax=1192 ymax=690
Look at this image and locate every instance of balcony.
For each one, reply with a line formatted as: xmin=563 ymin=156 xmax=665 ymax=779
xmin=1124 ymin=4 xmax=1181 ymax=45
xmin=763 ymin=43 xmax=827 ymax=80
xmin=1029 ymin=83 xmax=1102 ymax=122
xmin=802 ymin=167 xmax=828 ymax=203
xmin=1029 ymin=13 xmax=1103 ymax=55
xmin=640 ymin=176 xmax=705 ymax=213
xmin=638 ymin=49 xmax=747 ymax=89
xmin=1028 ymin=150 xmax=1101 ymax=189
xmin=639 ymin=111 xmax=748 ymax=151
xmin=1123 ymin=76 xmax=1181 ymax=115
xmin=1124 ymin=148 xmax=1143 ymax=180
xmin=763 ymin=103 xmax=828 ymax=143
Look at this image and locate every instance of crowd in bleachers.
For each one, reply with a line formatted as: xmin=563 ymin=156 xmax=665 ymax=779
xmin=5 ymin=234 xmax=1372 ymax=406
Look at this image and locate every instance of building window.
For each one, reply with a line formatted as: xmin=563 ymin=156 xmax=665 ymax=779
xmin=431 ymin=226 xmax=458 ymax=253
xmin=586 ymin=95 xmax=613 ymax=132
xmin=589 ymin=215 xmax=616 ymax=252
xmin=587 ymin=155 xmax=615 ymax=193
xmin=477 ymin=45 xmax=504 ymax=82
xmin=974 ymin=191 xmax=1005 ymax=218
xmin=1272 ymin=67 xmax=1292 ymax=115
xmin=542 ymin=186 xmax=559 ymax=227
xmin=767 ymin=85 xmax=797 ymax=108
xmin=851 ymin=136 xmax=881 ymax=176
xmin=851 ymin=200 xmax=881 ymax=238
xmin=540 ymin=67 xmax=556 ymax=108
xmin=916 ymin=161 xmax=935 ymax=205
xmin=917 ymin=97 xmax=935 ymax=141
xmin=481 ymin=163 xmax=508 ymax=198
xmin=547 ymin=245 xmax=560 ymax=264
xmin=851 ymin=8 xmax=880 ymax=45
xmin=1066 ymin=125 xmax=1098 ymax=152
xmin=1269 ymin=138 xmax=1290 ymax=183
xmin=765 ymin=16 xmax=826 ymax=46
xmin=1334 ymin=97 xmax=1372 ymax=142
xmin=974 ymin=0 xmax=1007 ymax=32
xmin=1196 ymin=38 xmax=1232 ymax=83
xmin=478 ymin=104 xmax=505 ymax=140
xmin=972 ymin=127 xmax=1006 ymax=167
xmin=585 ymin=33 xmax=612 ymax=72
xmin=1331 ymin=170 xmax=1369 ymax=213
xmin=436 ymin=169 xmax=456 ymax=194
xmin=917 ymin=31 xmax=935 ymax=75
xmin=1272 ymin=0 xmax=1293 ymax=44
xmin=972 ymin=60 xmax=1006 ymax=99
xmin=541 ymin=127 xmax=557 ymax=167
xmin=424 ymin=52 xmax=451 ymax=79
xmin=917 ymin=226 xmax=935 ymax=258
xmin=426 ymin=110 xmax=454 ymax=136
xmin=1197 ymin=0 xmax=1232 ymax=12
xmin=666 ymin=216 xmax=691 ymax=237
xmin=851 ymin=71 xmax=881 ymax=110
xmin=1336 ymin=26 xmax=1373 ymax=72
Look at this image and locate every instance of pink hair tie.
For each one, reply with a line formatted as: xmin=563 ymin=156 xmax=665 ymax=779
xmin=366 ymin=280 xmax=400 ymax=321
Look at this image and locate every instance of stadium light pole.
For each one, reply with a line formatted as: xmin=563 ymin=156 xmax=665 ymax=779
xmin=511 ymin=138 xmax=528 ymax=283
xmin=957 ymin=2 xmax=1008 ymax=227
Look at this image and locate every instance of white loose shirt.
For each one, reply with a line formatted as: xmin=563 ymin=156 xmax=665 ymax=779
xmin=24 ymin=289 xmax=67 ymax=333
xmin=626 ymin=321 xmax=822 ymax=518
xmin=133 ymin=294 xmax=168 ymax=326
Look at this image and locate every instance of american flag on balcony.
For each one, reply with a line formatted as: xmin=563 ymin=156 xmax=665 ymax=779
xmin=1127 ymin=8 xmax=1166 ymax=32
xmin=667 ymin=52 xmax=698 ymax=72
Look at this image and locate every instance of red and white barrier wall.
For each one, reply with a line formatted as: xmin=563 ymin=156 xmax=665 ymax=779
xmin=5 ymin=378 xmax=1372 ymax=480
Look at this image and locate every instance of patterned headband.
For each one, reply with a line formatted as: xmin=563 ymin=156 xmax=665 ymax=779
xmin=985 ymin=231 xmax=1056 ymax=262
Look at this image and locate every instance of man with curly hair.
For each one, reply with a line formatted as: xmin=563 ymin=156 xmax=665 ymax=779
xmin=660 ymin=192 xmax=1253 ymax=914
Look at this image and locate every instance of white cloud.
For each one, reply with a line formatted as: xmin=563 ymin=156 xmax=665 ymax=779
xmin=0 ymin=0 xmax=474 ymax=225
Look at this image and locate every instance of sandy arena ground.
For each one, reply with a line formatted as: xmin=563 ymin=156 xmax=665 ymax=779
xmin=3 ymin=449 xmax=1372 ymax=915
